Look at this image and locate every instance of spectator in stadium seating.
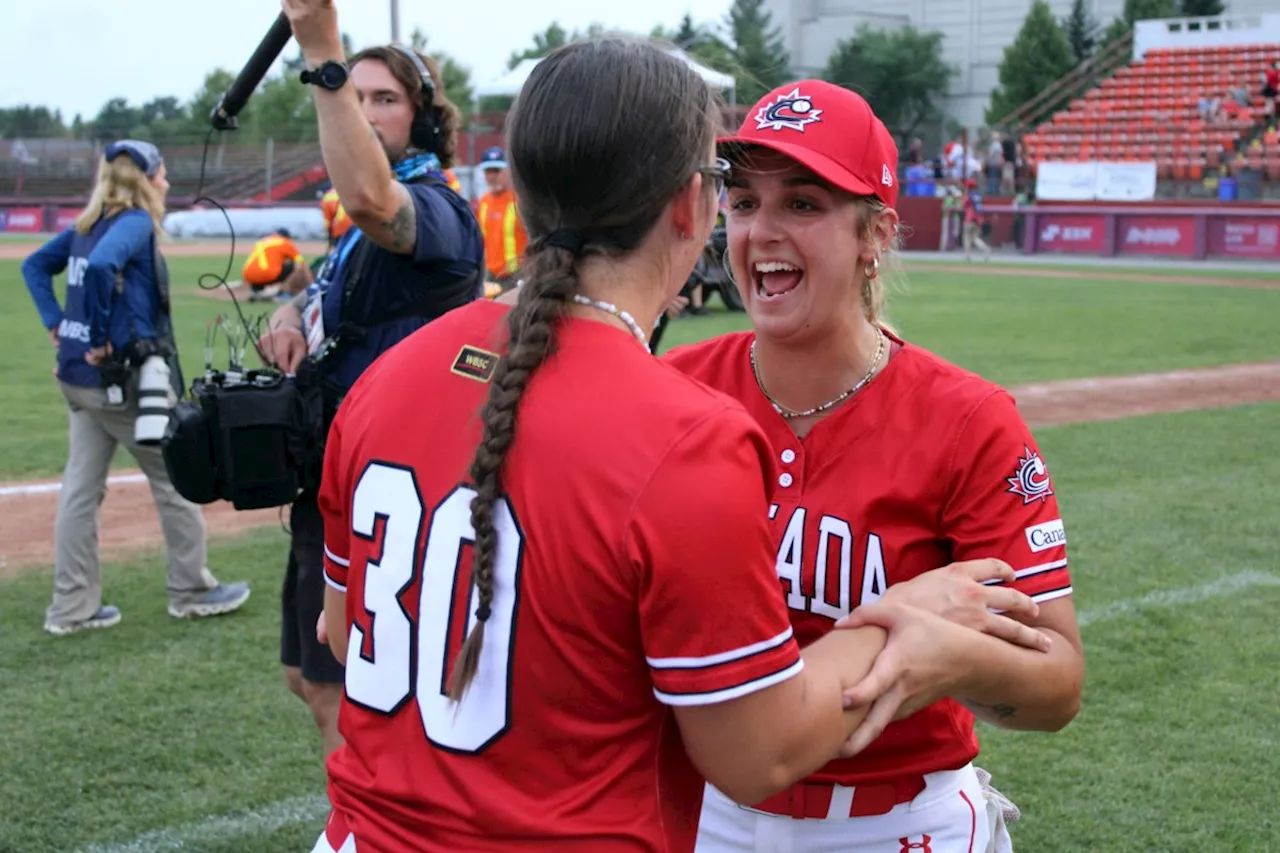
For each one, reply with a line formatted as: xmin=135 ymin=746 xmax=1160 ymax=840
xmin=1198 ymin=94 xmax=1222 ymax=124
xmin=1262 ymin=60 xmax=1279 ymax=130
xmin=257 ymin=1 xmax=483 ymax=762
xmin=22 ymin=138 xmax=251 ymax=636
xmin=240 ymin=228 xmax=313 ymax=301
xmin=474 ymin=145 xmax=529 ymax=290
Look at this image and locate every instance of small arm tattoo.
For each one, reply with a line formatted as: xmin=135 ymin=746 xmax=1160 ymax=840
xmin=972 ymin=701 xmax=1018 ymax=719
xmin=379 ymin=199 xmax=416 ymax=253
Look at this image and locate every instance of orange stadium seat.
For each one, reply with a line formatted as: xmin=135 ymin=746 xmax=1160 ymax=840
xmin=1019 ymin=42 xmax=1279 ymax=181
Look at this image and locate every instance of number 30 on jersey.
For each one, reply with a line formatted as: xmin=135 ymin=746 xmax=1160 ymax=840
xmin=342 ymin=462 xmax=525 ymax=755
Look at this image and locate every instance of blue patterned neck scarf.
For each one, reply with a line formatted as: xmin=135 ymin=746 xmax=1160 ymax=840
xmin=394 ymin=152 xmax=442 ymax=183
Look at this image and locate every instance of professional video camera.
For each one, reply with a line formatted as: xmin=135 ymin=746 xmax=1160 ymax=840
xmin=160 ymin=316 xmax=325 ymax=512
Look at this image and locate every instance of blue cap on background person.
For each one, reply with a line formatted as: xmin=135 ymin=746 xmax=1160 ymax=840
xmin=479 ymin=146 xmax=508 ymax=171
xmin=104 ymin=139 xmax=164 ymax=177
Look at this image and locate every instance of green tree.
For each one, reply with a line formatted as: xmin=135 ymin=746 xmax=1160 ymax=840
xmin=725 ymin=0 xmax=791 ymax=105
xmin=986 ymin=1 xmax=1077 ymax=125
xmin=89 ymin=97 xmax=146 ymax=141
xmin=1126 ymin=0 xmax=1179 ymax=19
xmin=0 ymin=106 xmax=67 ymax=138
xmin=1063 ymin=0 xmax=1100 ymax=65
xmin=476 ymin=22 xmax=572 ymax=113
xmin=654 ymin=13 xmax=743 ymax=91
xmin=186 ymin=69 xmax=254 ymax=136
xmin=822 ymin=25 xmax=955 ymax=144
xmin=251 ymin=75 xmax=317 ymax=142
xmin=1181 ymin=0 xmax=1225 ymax=15
xmin=507 ymin=22 xmax=570 ymax=70
xmin=1099 ymin=0 xmax=1178 ymax=53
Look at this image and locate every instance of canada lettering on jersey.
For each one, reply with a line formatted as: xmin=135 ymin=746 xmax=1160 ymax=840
xmin=768 ymin=502 xmax=887 ymax=619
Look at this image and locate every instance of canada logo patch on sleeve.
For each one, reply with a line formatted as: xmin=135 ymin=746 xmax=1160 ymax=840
xmin=1006 ymin=445 xmax=1054 ymax=504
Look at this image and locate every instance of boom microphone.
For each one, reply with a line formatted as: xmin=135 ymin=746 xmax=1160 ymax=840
xmin=210 ymin=12 xmax=295 ymax=130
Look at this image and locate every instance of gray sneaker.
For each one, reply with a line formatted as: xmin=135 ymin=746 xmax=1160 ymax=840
xmin=168 ymin=582 xmax=251 ymax=619
xmin=44 ymin=605 xmax=122 ymax=636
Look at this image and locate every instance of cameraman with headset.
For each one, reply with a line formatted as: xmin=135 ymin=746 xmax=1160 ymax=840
xmin=258 ymin=0 xmax=484 ymax=759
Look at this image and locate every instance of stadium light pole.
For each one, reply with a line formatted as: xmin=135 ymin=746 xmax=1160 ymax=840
xmin=391 ymin=0 xmax=401 ymax=43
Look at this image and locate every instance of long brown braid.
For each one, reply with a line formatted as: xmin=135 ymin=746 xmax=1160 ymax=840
xmin=446 ymin=36 xmax=720 ymax=702
xmin=447 ymin=247 xmax=578 ymax=700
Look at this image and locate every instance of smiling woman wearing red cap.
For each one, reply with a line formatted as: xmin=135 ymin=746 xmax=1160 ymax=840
xmin=664 ymin=81 xmax=1086 ymax=852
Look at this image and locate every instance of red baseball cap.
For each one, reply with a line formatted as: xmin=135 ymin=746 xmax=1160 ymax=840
xmin=719 ymin=80 xmax=899 ymax=208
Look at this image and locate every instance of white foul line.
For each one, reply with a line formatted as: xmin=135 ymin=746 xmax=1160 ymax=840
xmin=0 ymin=472 xmax=146 ymax=497
xmin=1076 ymin=570 xmax=1280 ymax=627
xmin=76 ymin=794 xmax=330 ymax=853
xmin=74 ymin=569 xmax=1280 ymax=853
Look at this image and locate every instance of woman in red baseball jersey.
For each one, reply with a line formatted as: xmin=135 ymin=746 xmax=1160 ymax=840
xmin=306 ymin=39 xmax=1048 ymax=853
xmin=664 ymin=81 xmax=1086 ymax=853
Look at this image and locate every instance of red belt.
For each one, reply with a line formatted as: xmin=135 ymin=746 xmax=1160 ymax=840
xmin=747 ymin=776 xmax=927 ymax=819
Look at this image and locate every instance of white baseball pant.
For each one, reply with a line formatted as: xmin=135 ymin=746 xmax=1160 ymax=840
xmin=694 ymin=763 xmax=1015 ymax=853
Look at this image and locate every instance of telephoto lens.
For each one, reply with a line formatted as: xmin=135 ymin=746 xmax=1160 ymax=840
xmin=134 ymin=355 xmax=174 ymax=445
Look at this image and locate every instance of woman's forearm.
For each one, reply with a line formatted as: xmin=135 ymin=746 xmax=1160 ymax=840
xmin=956 ymin=628 xmax=1083 ymax=730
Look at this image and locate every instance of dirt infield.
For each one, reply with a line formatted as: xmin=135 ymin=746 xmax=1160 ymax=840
xmin=1 ymin=360 xmax=1276 ymax=577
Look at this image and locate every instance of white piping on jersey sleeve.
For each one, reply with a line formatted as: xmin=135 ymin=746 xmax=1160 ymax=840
xmin=323 ymin=544 xmax=350 ymax=593
xmin=1031 ymin=586 xmax=1073 ymax=604
xmin=982 ymin=558 xmax=1069 ymax=586
xmin=1014 ymin=558 xmax=1068 ymax=580
xmin=653 ymin=658 xmax=805 ymax=706
xmin=646 ymin=626 xmax=795 ymax=670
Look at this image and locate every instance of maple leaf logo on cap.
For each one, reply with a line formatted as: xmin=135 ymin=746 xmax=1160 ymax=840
xmin=753 ymin=88 xmax=823 ymax=132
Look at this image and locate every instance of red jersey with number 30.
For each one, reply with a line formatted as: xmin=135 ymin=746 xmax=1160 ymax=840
xmin=664 ymin=331 xmax=1072 ymax=786
xmin=318 ymin=300 xmax=804 ymax=852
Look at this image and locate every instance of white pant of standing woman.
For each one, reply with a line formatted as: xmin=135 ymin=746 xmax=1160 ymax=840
xmin=44 ymin=380 xmax=223 ymax=629
xmin=695 ymin=763 xmax=1017 ymax=853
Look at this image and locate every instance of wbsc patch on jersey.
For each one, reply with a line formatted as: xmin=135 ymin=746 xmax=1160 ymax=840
xmin=450 ymin=345 xmax=499 ymax=383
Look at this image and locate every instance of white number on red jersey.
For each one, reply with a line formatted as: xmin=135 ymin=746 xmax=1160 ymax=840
xmin=344 ymin=464 xmax=524 ymax=754
xmin=770 ymin=504 xmax=886 ymax=618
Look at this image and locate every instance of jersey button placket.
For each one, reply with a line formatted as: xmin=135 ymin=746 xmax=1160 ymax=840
xmin=777 ymin=447 xmax=801 ymax=493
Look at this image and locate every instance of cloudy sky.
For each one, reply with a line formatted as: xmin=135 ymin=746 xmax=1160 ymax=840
xmin=3 ymin=0 xmax=731 ymax=119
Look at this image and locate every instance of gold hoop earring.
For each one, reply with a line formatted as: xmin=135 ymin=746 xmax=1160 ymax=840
xmin=864 ymin=258 xmax=879 ymax=280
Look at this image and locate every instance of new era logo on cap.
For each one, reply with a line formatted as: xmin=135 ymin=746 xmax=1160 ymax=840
xmin=720 ymin=79 xmax=899 ymax=208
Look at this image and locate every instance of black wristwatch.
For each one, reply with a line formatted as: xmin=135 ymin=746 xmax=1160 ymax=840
xmin=300 ymin=60 xmax=349 ymax=90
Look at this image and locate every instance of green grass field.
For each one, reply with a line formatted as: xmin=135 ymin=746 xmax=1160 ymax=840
xmin=1 ymin=252 xmax=1278 ymax=852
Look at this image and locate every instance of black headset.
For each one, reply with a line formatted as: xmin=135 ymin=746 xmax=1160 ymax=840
xmin=389 ymin=43 xmax=443 ymax=153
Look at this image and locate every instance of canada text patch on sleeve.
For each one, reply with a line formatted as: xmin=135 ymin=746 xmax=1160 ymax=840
xmin=450 ymin=345 xmax=499 ymax=383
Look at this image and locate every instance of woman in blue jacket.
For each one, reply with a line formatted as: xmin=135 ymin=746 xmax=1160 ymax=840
xmin=23 ymin=139 xmax=251 ymax=635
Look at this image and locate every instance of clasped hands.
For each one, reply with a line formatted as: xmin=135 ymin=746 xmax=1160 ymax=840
xmin=832 ymin=559 xmax=1051 ymax=758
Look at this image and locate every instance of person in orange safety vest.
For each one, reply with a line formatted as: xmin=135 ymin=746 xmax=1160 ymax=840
xmin=474 ymin=146 xmax=528 ymax=290
xmin=320 ymin=187 xmax=352 ymax=247
xmin=241 ymin=228 xmax=312 ymax=301
xmin=322 ymin=169 xmax=460 ymax=247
